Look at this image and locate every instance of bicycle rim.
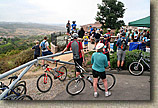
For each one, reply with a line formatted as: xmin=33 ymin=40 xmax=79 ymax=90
xmin=66 ymin=78 xmax=85 ymax=96
xmin=37 ymin=74 xmax=53 ymax=93
xmin=129 ymin=62 xmax=144 ymax=76
xmin=58 ymin=66 xmax=67 ymax=81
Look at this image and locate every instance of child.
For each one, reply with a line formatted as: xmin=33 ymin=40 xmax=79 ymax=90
xmin=83 ymin=32 xmax=89 ymax=52
xmin=32 ymin=41 xmax=40 ymax=59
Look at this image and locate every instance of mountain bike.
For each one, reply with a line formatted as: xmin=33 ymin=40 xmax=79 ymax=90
xmin=37 ymin=59 xmax=67 ymax=93
xmin=66 ymin=61 xmax=116 ymax=96
xmin=129 ymin=52 xmax=150 ymax=76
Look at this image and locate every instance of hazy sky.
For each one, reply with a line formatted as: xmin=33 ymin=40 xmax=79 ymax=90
xmin=0 ymin=0 xmax=150 ymax=25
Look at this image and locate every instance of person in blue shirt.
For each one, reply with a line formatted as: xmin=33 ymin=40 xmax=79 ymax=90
xmin=71 ymin=21 xmax=77 ymax=30
xmin=116 ymin=32 xmax=128 ymax=72
xmin=91 ymin=43 xmax=111 ymax=98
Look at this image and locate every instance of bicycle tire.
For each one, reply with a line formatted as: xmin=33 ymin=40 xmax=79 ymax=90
xmin=97 ymin=73 xmax=116 ymax=91
xmin=66 ymin=77 xmax=85 ymax=96
xmin=10 ymin=84 xmax=27 ymax=95
xmin=129 ymin=62 xmax=144 ymax=76
xmin=16 ymin=94 xmax=33 ymax=100
xmin=58 ymin=66 xmax=67 ymax=81
xmin=37 ymin=74 xmax=53 ymax=93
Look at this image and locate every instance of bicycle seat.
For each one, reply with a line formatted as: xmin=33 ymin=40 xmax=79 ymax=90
xmin=8 ymin=76 xmax=18 ymax=80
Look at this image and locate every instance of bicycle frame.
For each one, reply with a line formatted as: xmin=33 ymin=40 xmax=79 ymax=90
xmin=45 ymin=67 xmax=65 ymax=78
xmin=138 ymin=57 xmax=150 ymax=69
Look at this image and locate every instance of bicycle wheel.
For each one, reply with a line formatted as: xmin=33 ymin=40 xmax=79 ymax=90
xmin=37 ymin=74 xmax=53 ymax=93
xmin=97 ymin=73 xmax=116 ymax=91
xmin=10 ymin=84 xmax=27 ymax=95
xmin=16 ymin=81 xmax=26 ymax=87
xmin=16 ymin=94 xmax=33 ymax=100
xmin=58 ymin=66 xmax=67 ymax=81
xmin=129 ymin=62 xmax=144 ymax=76
xmin=66 ymin=78 xmax=85 ymax=96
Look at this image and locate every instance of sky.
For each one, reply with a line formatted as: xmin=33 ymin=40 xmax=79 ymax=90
xmin=0 ymin=0 xmax=150 ymax=25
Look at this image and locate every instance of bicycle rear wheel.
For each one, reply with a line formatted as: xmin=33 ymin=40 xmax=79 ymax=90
xmin=37 ymin=74 xmax=53 ymax=93
xmin=97 ymin=73 xmax=116 ymax=91
xmin=66 ymin=78 xmax=85 ymax=96
xmin=16 ymin=94 xmax=33 ymax=100
xmin=129 ymin=62 xmax=144 ymax=76
xmin=58 ymin=66 xmax=67 ymax=81
xmin=16 ymin=81 xmax=26 ymax=87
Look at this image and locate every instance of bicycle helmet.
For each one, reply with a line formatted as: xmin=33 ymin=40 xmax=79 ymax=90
xmin=72 ymin=33 xmax=78 ymax=39
xmin=96 ymin=43 xmax=104 ymax=50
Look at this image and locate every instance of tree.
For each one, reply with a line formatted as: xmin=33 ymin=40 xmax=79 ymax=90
xmin=95 ymin=0 xmax=126 ymax=29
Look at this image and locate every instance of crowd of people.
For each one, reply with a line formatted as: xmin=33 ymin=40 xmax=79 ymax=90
xmin=31 ymin=20 xmax=150 ymax=98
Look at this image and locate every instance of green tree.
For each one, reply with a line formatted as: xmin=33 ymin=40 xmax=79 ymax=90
xmin=95 ymin=0 xmax=126 ymax=29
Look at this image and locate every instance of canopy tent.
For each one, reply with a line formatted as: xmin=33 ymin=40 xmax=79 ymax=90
xmin=128 ymin=16 xmax=150 ymax=28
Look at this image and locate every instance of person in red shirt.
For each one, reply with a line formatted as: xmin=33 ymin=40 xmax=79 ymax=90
xmin=106 ymin=28 xmax=112 ymax=42
xmin=62 ymin=33 xmax=85 ymax=77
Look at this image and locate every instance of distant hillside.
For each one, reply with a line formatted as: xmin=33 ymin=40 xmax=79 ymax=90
xmin=0 ymin=22 xmax=65 ymax=38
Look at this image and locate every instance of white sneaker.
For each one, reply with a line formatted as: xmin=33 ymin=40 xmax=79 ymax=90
xmin=94 ymin=92 xmax=98 ymax=98
xmin=105 ymin=91 xmax=111 ymax=97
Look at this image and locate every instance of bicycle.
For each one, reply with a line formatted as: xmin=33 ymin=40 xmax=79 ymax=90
xmin=129 ymin=52 xmax=150 ymax=76
xmin=37 ymin=59 xmax=67 ymax=93
xmin=66 ymin=61 xmax=116 ymax=96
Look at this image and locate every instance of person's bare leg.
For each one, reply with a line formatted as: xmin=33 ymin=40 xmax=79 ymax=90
xmin=117 ymin=60 xmax=120 ymax=67
xmin=42 ymin=60 xmax=45 ymax=65
xmin=93 ymin=78 xmax=98 ymax=92
xmin=121 ymin=61 xmax=124 ymax=67
xmin=108 ymin=61 xmax=111 ymax=67
xmin=76 ymin=72 xmax=80 ymax=78
xmin=102 ymin=79 xmax=108 ymax=92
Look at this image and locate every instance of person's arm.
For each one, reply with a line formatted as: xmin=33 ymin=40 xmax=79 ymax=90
xmin=108 ymin=42 xmax=110 ymax=51
xmin=62 ymin=47 xmax=68 ymax=54
xmin=91 ymin=54 xmax=94 ymax=67
xmin=62 ymin=42 xmax=71 ymax=53
xmin=32 ymin=46 xmax=35 ymax=50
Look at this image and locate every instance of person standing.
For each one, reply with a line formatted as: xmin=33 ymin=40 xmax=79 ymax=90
xmin=40 ymin=36 xmax=53 ymax=66
xmin=62 ymin=33 xmax=84 ymax=77
xmin=100 ymin=34 xmax=111 ymax=70
xmin=116 ymin=32 xmax=128 ymax=72
xmin=71 ymin=21 xmax=77 ymax=31
xmin=91 ymin=43 xmax=111 ymax=98
xmin=106 ymin=28 xmax=112 ymax=42
xmin=93 ymin=30 xmax=101 ymax=50
xmin=83 ymin=32 xmax=89 ymax=52
xmin=66 ymin=20 xmax=71 ymax=35
xmin=78 ymin=27 xmax=85 ymax=38
xmin=32 ymin=41 xmax=40 ymax=59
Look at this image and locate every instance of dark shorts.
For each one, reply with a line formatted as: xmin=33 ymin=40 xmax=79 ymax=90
xmin=42 ymin=51 xmax=53 ymax=56
xmin=105 ymin=53 xmax=110 ymax=61
xmin=74 ymin=57 xmax=83 ymax=72
xmin=146 ymin=41 xmax=150 ymax=47
xmin=95 ymin=39 xmax=100 ymax=43
xmin=92 ymin=69 xmax=106 ymax=79
xmin=34 ymin=54 xmax=40 ymax=59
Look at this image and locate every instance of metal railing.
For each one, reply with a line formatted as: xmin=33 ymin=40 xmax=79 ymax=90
xmin=0 ymin=51 xmax=74 ymax=100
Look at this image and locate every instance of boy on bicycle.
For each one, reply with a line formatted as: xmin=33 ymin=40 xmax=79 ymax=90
xmin=91 ymin=43 xmax=111 ymax=98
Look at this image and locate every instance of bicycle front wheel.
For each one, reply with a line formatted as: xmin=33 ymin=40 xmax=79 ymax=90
xmin=16 ymin=94 xmax=33 ymax=100
xmin=10 ymin=84 xmax=27 ymax=95
xmin=66 ymin=78 xmax=85 ymax=96
xmin=58 ymin=66 xmax=67 ymax=81
xmin=97 ymin=73 xmax=116 ymax=91
xmin=129 ymin=62 xmax=144 ymax=76
xmin=37 ymin=74 xmax=53 ymax=93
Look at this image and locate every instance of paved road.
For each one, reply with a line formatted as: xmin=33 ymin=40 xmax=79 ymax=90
xmin=53 ymin=71 xmax=150 ymax=100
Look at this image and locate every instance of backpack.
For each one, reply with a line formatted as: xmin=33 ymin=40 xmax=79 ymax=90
xmin=71 ymin=41 xmax=80 ymax=60
xmin=120 ymin=38 xmax=127 ymax=51
xmin=41 ymin=41 xmax=46 ymax=50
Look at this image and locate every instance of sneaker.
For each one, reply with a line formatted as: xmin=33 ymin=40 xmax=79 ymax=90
xmin=94 ymin=92 xmax=98 ymax=98
xmin=119 ymin=67 xmax=123 ymax=71
xmin=105 ymin=91 xmax=111 ymax=97
xmin=109 ymin=67 xmax=111 ymax=71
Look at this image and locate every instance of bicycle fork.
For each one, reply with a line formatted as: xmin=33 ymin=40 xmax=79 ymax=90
xmin=44 ymin=72 xmax=48 ymax=84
